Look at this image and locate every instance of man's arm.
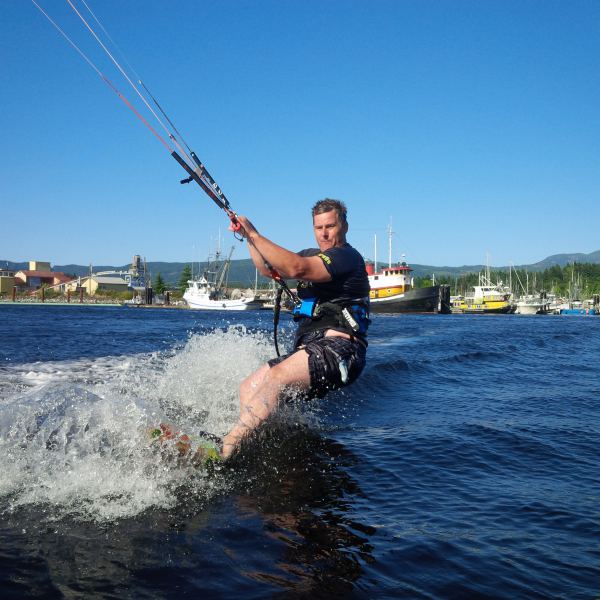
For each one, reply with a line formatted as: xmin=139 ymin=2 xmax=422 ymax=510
xmin=237 ymin=215 xmax=331 ymax=283
xmin=246 ymin=238 xmax=273 ymax=278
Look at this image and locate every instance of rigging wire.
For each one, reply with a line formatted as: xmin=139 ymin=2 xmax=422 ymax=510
xmin=79 ymin=0 xmax=142 ymax=84
xmin=72 ymin=1 xmax=231 ymax=209
xmin=30 ymin=0 xmax=173 ymax=154
xmin=78 ymin=0 xmax=196 ymax=166
xmin=142 ymin=74 xmax=233 ymax=210
xmin=65 ymin=0 xmax=195 ymax=168
xmin=68 ymin=0 xmax=231 ymax=211
xmin=33 ymin=0 xmax=228 ymax=209
xmin=138 ymin=79 xmax=195 ymax=158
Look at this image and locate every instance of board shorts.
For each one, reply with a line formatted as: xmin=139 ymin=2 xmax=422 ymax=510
xmin=268 ymin=329 xmax=367 ymax=399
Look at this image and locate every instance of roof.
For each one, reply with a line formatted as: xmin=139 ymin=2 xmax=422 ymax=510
xmin=15 ymin=270 xmax=73 ymax=284
xmin=17 ymin=270 xmax=56 ymax=278
xmin=16 ymin=270 xmax=70 ymax=279
xmin=94 ymin=276 xmax=128 ymax=285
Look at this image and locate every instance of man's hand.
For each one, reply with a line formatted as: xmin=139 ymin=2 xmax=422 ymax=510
xmin=235 ymin=215 xmax=259 ymax=242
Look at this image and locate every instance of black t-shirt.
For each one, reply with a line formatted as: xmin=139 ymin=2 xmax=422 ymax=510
xmin=294 ymin=243 xmax=370 ymax=340
xmin=296 ymin=244 xmax=370 ymax=302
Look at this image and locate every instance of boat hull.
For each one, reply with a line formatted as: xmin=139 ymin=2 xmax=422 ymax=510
xmin=515 ymin=303 xmax=547 ymax=315
xmin=183 ymin=293 xmax=262 ymax=311
xmin=559 ymin=308 xmax=597 ymax=316
xmin=453 ymin=304 xmax=513 ymax=314
xmin=370 ymin=285 xmax=450 ymax=314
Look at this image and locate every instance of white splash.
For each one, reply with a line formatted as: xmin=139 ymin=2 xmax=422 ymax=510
xmin=0 ymin=326 xmax=274 ymax=522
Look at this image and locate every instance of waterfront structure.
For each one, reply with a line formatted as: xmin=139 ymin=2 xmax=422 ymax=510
xmin=0 ymin=269 xmax=15 ymax=295
xmin=28 ymin=261 xmax=51 ymax=272
xmin=63 ymin=275 xmax=129 ymax=296
xmin=14 ymin=269 xmax=71 ymax=291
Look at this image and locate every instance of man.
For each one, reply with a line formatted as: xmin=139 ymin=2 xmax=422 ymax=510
xmin=220 ymin=198 xmax=370 ymax=459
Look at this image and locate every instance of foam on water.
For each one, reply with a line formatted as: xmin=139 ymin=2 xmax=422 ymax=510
xmin=0 ymin=326 xmax=274 ymax=522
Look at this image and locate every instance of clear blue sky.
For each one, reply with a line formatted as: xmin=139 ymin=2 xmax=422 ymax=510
xmin=1 ymin=0 xmax=598 ymax=268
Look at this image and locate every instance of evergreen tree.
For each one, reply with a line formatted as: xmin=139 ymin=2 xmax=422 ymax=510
xmin=153 ymin=272 xmax=166 ymax=294
xmin=179 ymin=264 xmax=192 ymax=294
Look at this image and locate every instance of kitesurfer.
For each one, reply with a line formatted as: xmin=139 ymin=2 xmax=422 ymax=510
xmin=220 ymin=198 xmax=370 ymax=459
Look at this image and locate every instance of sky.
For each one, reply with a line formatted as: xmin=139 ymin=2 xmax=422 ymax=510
xmin=1 ymin=0 xmax=598 ymax=269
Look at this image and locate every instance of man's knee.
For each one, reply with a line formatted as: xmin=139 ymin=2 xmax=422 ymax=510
xmin=239 ymin=364 xmax=272 ymax=400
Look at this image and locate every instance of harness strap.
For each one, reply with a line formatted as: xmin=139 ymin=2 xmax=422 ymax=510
xmin=293 ymin=298 xmax=370 ymax=338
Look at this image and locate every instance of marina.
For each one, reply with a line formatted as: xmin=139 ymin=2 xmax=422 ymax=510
xmin=3 ymin=258 xmax=600 ymax=318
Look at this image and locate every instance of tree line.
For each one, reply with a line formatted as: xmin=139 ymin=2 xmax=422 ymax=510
xmin=151 ymin=266 xmax=192 ymax=295
xmin=153 ymin=261 xmax=600 ymax=299
xmin=415 ymin=262 xmax=600 ymax=298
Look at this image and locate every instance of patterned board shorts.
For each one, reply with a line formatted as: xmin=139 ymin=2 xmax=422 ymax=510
xmin=268 ymin=330 xmax=367 ymax=399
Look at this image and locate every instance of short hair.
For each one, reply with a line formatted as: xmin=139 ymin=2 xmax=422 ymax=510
xmin=311 ymin=198 xmax=347 ymax=224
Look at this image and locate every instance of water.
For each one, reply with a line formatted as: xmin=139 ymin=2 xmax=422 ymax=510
xmin=1 ymin=304 xmax=599 ymax=598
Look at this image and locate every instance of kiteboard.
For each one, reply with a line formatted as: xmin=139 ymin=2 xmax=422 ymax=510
xmin=148 ymin=423 xmax=222 ymax=469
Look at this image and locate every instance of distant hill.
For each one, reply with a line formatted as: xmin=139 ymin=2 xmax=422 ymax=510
xmin=408 ymin=249 xmax=600 ymax=277
xmin=527 ymin=250 xmax=600 ymax=270
xmin=3 ymin=250 xmax=599 ymax=286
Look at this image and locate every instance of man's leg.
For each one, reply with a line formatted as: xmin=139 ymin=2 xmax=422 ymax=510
xmin=221 ymin=349 xmax=311 ymax=459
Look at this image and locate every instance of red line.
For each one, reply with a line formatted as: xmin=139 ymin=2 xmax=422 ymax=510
xmin=103 ymin=77 xmax=173 ymax=153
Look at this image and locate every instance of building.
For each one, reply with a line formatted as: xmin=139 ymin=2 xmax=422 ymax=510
xmin=0 ymin=269 xmax=15 ymax=295
xmin=29 ymin=261 xmax=51 ymax=272
xmin=14 ymin=270 xmax=72 ymax=290
xmin=63 ymin=275 xmax=129 ymax=295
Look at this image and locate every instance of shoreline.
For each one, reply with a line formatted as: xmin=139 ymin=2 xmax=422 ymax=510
xmin=0 ymin=299 xmax=193 ymax=309
xmin=0 ymin=300 xmax=123 ymax=308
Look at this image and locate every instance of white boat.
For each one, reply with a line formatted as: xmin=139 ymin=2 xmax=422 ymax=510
xmin=511 ymin=268 xmax=548 ymax=315
xmin=183 ymin=246 xmax=262 ymax=311
xmin=183 ymin=276 xmax=262 ymax=310
xmin=515 ymin=294 xmax=549 ymax=315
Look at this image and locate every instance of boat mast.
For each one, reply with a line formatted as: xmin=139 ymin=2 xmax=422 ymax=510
xmin=374 ymin=233 xmax=377 ymax=273
xmin=388 ymin=218 xmax=393 ymax=268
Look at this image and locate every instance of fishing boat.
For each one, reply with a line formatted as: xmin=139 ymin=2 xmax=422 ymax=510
xmin=183 ymin=247 xmax=262 ymax=311
xmin=453 ymin=270 xmax=514 ymax=314
xmin=367 ymin=261 xmax=449 ymax=313
xmin=183 ymin=277 xmax=262 ymax=311
xmin=365 ymin=224 xmax=449 ymax=313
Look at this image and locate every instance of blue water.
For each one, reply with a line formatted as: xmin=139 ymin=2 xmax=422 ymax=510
xmin=1 ymin=304 xmax=599 ymax=598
